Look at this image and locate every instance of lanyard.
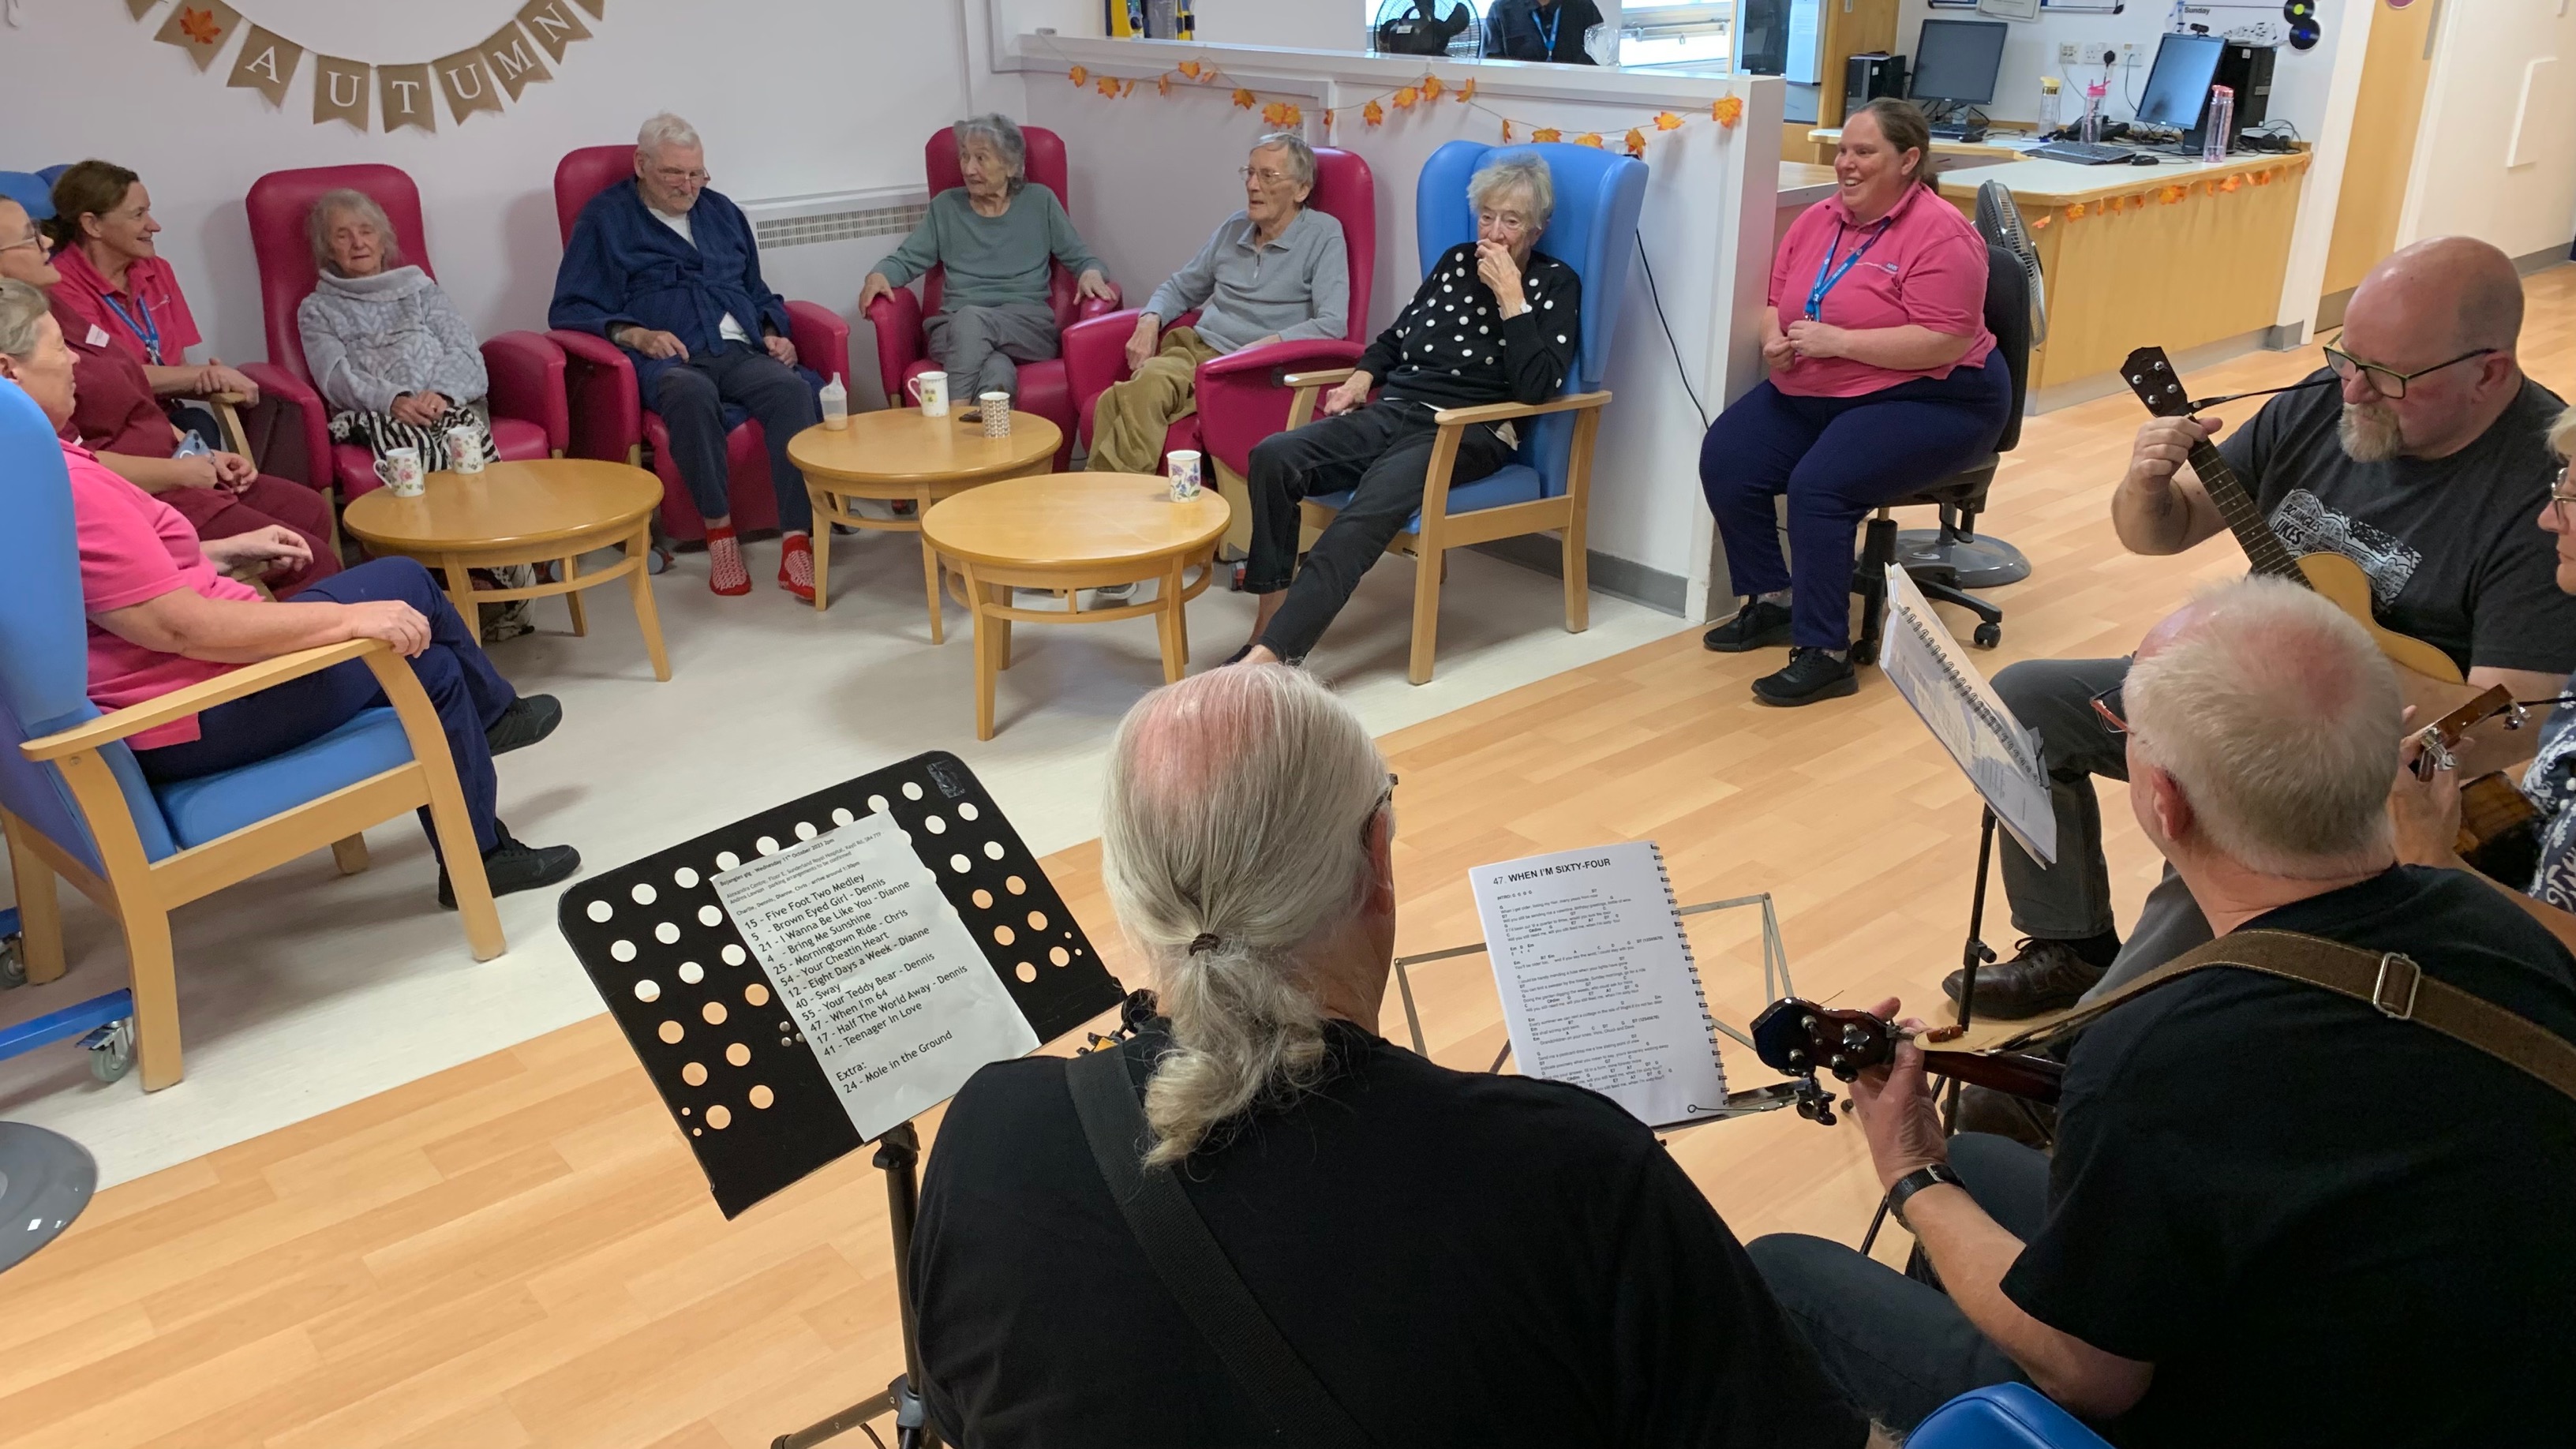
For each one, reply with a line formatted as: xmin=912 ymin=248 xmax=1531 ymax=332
xmin=1535 ymin=3 xmax=1561 ymax=54
xmin=1804 ymin=219 xmax=1889 ymax=321
xmin=99 ymin=289 xmax=161 ymax=365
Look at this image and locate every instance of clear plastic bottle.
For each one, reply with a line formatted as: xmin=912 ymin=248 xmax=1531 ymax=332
xmin=2080 ymin=81 xmax=2106 ymax=145
xmin=2202 ymin=84 xmax=2235 ymax=164
xmin=2038 ymin=77 xmax=2063 ymax=137
xmin=819 ymin=373 xmax=848 ymax=430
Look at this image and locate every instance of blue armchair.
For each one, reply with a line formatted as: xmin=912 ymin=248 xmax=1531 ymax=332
xmin=0 ymin=171 xmax=51 ymax=221
xmin=0 ymin=381 xmax=504 ymax=1091
xmin=1910 ymin=1385 xmax=2112 ymax=1448
xmin=1289 ymin=139 xmax=1648 ymax=684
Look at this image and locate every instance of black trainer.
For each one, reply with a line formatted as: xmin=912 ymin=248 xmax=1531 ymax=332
xmin=484 ymin=695 xmax=563 ymax=757
xmin=439 ymin=831 xmax=582 ymax=908
xmin=1702 ymin=599 xmax=1793 ymax=653
xmin=1752 ymin=647 xmax=1857 ymax=706
xmin=1941 ymin=938 xmax=2108 ymax=1019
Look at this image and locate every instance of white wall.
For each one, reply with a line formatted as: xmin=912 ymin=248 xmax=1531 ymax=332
xmin=2 ymin=0 xmax=988 ymax=359
xmin=2399 ymin=0 xmax=2576 ymax=263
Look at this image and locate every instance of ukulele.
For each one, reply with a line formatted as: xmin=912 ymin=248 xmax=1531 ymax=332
xmin=2120 ymin=347 xmax=2468 ymax=694
xmin=2412 ymin=684 xmax=2546 ymax=882
xmin=1750 ymin=998 xmax=2069 ymax=1111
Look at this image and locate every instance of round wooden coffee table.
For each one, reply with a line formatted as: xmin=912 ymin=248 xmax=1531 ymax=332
xmin=788 ymin=410 xmax=1064 ymax=637
xmin=922 ymin=474 xmax=1232 ymax=739
xmin=341 ymin=459 xmax=671 ymax=681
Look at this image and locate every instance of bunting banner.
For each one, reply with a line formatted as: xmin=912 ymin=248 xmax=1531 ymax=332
xmin=119 ymin=0 xmax=607 ymax=134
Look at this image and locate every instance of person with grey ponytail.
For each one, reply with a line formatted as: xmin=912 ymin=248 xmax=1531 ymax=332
xmin=908 ymin=665 xmax=1870 ymax=1449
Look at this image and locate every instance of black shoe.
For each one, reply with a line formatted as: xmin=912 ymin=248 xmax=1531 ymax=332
xmin=1752 ymin=648 xmax=1857 ymax=706
xmin=484 ymin=695 xmax=563 ymax=757
xmin=1953 ymin=1084 xmax=2059 ymax=1150
xmin=1702 ymin=599 xmax=1793 ymax=653
xmin=439 ymin=832 xmax=582 ymax=908
xmin=1942 ymin=938 xmax=2107 ymax=1020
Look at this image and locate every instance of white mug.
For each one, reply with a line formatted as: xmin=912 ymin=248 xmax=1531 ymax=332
xmin=374 ymin=446 xmax=425 ymax=497
xmin=444 ymin=425 xmax=485 ymax=474
xmin=980 ymin=392 xmax=1013 ymax=439
xmin=1166 ymin=448 xmax=1203 ymax=501
xmin=908 ymin=370 xmax=950 ymax=417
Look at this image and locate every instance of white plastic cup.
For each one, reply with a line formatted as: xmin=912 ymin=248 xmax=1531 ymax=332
xmin=819 ymin=373 xmax=849 ymax=430
xmin=444 ymin=425 xmax=485 ymax=474
xmin=375 ymin=446 xmax=425 ymax=497
xmin=980 ymin=392 xmax=1013 ymax=439
xmin=908 ymin=370 xmax=950 ymax=417
xmin=1166 ymin=448 xmax=1203 ymax=501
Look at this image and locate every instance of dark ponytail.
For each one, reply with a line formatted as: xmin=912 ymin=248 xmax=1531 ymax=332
xmin=43 ymin=160 xmax=140 ymax=250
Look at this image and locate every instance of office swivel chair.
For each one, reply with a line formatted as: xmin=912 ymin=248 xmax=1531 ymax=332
xmin=1911 ymin=1385 xmax=2113 ymax=1449
xmin=1848 ymin=239 xmax=2031 ymax=666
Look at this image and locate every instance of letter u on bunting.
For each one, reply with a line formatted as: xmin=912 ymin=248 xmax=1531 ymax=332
xmin=435 ymin=46 xmax=504 ymax=123
xmin=225 ymin=24 xmax=302 ymax=107
xmin=153 ymin=0 xmax=241 ymax=70
xmin=313 ymin=53 xmax=371 ymax=129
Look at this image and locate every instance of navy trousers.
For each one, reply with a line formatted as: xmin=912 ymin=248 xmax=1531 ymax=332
xmin=1702 ymin=351 xmax=2010 ymax=650
xmin=135 ymin=558 xmax=517 ymax=854
xmin=652 ymin=344 xmax=819 ymax=535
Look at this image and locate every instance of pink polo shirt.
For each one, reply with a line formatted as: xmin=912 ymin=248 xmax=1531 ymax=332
xmin=64 ymin=440 xmax=258 ymax=749
xmin=51 ymin=245 xmax=201 ymax=370
xmin=1768 ymin=185 xmax=1994 ymax=399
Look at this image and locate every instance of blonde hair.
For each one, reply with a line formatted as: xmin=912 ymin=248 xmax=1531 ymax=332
xmin=2549 ymin=406 xmax=2576 ymax=462
xmin=1101 ymin=665 xmax=1389 ymax=1167
xmin=2125 ymin=578 xmax=2402 ymax=878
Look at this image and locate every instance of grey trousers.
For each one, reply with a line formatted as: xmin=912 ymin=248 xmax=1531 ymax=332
xmin=1992 ymin=656 xmax=2213 ymax=995
xmin=923 ymin=300 xmax=1061 ymax=402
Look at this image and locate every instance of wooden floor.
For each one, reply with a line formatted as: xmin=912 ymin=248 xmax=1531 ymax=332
xmin=7 ymin=268 xmax=2571 ymax=1448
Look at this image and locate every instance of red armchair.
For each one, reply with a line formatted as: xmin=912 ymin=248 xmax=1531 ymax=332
xmin=864 ymin=125 xmax=1120 ymax=471
xmin=243 ymin=165 xmax=567 ymax=500
xmin=1060 ymin=148 xmax=1376 ymax=551
xmin=547 ymin=146 xmax=851 ymax=543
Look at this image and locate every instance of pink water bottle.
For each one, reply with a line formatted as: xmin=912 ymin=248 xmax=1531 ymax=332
xmin=2202 ymin=84 xmax=2235 ymax=164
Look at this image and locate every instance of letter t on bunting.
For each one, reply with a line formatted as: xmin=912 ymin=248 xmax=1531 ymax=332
xmin=152 ymin=0 xmax=240 ymax=70
xmin=516 ymin=0 xmax=593 ymax=62
xmin=379 ymin=62 xmax=437 ymax=133
xmin=225 ymin=24 xmax=302 ymax=107
xmin=480 ymin=21 xmax=553 ymax=102
xmin=435 ymin=47 xmax=505 ymax=123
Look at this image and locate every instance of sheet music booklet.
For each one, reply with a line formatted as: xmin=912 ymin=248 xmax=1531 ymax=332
xmin=1878 ymin=564 xmax=2058 ymax=865
xmin=1468 ymin=841 xmax=1730 ymax=1130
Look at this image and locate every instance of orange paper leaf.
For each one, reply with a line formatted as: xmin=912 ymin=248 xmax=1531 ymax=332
xmin=178 ymin=6 xmax=221 ymax=43
xmin=1712 ymin=95 xmax=1744 ymax=129
xmin=2065 ymin=202 xmax=2087 ymax=220
xmin=1392 ymin=87 xmax=1419 ymax=110
xmin=2221 ymin=174 xmax=2242 ymax=192
xmin=1573 ymin=132 xmax=1604 ymax=149
xmin=1421 ymin=75 xmax=1443 ymax=99
xmin=1501 ymin=120 xmax=1513 ymax=142
xmin=1324 ymin=109 xmax=1337 ymax=131
xmin=1623 ymin=128 xmax=1647 ymax=157
xmin=1232 ymin=87 xmax=1256 ymax=109
xmin=2251 ymin=169 xmax=2273 ymax=185
xmin=1178 ymin=60 xmax=1201 ymax=78
xmin=1364 ymin=100 xmax=1386 ymax=128
xmin=1069 ymin=65 xmax=1088 ymax=86
xmin=1097 ymin=77 xmax=1119 ymax=96
xmin=1654 ymin=111 xmax=1685 ymax=132
xmin=2031 ymin=214 xmax=2053 ymax=230
xmin=1458 ymin=78 xmax=1477 ymax=103
xmin=1123 ymin=78 xmax=1140 ymax=97
xmin=1531 ymin=127 xmax=1562 ymax=144
xmin=2159 ymin=185 xmax=2185 ymax=204
xmin=1157 ymin=75 xmax=1173 ymax=95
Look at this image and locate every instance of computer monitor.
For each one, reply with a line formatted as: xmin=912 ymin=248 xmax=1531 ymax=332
xmin=1908 ymin=19 xmax=2008 ymax=107
xmin=2136 ymin=32 xmax=2226 ymax=134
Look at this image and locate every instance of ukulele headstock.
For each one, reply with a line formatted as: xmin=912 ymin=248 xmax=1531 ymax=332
xmin=1751 ymin=998 xmax=1901 ymax=1084
xmin=2121 ymin=346 xmax=2194 ymax=418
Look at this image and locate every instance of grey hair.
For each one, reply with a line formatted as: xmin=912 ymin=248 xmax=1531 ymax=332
xmin=1470 ymin=149 xmax=1553 ymax=228
xmin=1251 ymin=132 xmax=1317 ymax=189
xmin=0 ymin=276 xmax=47 ymax=361
xmin=306 ymin=189 xmax=402 ymax=275
xmin=2125 ymin=578 xmax=2402 ymax=878
xmin=955 ymin=113 xmax=1029 ymax=196
xmin=1102 ymin=665 xmax=1391 ymax=1168
xmin=2553 ymin=406 xmax=2576 ymax=462
xmin=635 ymin=112 xmax=702 ymax=158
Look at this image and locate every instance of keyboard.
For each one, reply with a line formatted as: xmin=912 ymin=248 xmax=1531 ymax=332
xmin=2027 ymin=140 xmax=2139 ymax=165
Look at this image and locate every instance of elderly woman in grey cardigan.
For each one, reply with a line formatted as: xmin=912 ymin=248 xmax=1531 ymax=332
xmin=296 ymin=189 xmax=496 ymax=471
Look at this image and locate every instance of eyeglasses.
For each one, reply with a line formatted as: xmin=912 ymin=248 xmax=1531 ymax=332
xmin=0 ymin=233 xmax=42 ymax=255
xmin=2321 ymin=345 xmax=2495 ymax=399
xmin=1362 ymin=773 xmax=1398 ymax=840
xmin=649 ymin=167 xmax=711 ymax=185
xmin=2090 ymin=683 xmax=2129 ymax=736
xmin=1238 ymin=167 xmax=1294 ymax=185
xmin=2549 ymin=462 xmax=2576 ymax=528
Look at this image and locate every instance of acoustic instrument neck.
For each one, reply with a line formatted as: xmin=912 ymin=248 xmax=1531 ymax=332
xmin=2186 ymin=440 xmax=2305 ymax=582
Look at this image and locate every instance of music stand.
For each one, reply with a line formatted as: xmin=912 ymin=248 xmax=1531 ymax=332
xmin=556 ymin=751 xmax=1126 ymax=1449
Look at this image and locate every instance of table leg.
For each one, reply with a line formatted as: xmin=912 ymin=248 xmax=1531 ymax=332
xmin=1170 ymin=559 xmax=1191 ymax=665
xmin=967 ymin=566 xmax=998 ymax=741
xmin=626 ymin=524 xmax=673 ymax=682
xmin=810 ymin=488 xmax=833 ymax=613
xmin=564 ymin=552 xmax=588 ymax=636
xmin=920 ymin=534 xmax=945 ymax=646
xmin=1156 ymin=565 xmax=1188 ymax=683
xmin=990 ymin=580 xmax=1013 ymax=672
xmin=438 ymin=554 xmax=475 ymax=624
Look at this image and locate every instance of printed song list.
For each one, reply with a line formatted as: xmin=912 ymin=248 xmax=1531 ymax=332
xmin=713 ymin=814 xmax=1037 ymax=1143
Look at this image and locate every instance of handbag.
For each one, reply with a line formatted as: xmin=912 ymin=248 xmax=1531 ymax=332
xmin=1066 ymin=1047 xmax=1374 ymax=1448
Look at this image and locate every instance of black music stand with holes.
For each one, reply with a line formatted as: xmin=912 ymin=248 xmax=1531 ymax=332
xmin=556 ymin=752 xmax=1126 ymax=1449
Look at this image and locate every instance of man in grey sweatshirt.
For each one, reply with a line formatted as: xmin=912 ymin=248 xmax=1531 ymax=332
xmin=859 ymin=113 xmax=1114 ymax=403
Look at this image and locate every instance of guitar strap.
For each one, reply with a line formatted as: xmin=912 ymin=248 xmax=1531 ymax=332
xmin=1998 ymin=928 xmax=2576 ymax=1105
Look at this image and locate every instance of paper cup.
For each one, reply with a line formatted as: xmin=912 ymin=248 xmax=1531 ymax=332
xmin=1166 ymin=448 xmax=1203 ymax=501
xmin=375 ymin=447 xmax=425 ymax=498
xmin=980 ymin=392 xmax=1013 ymax=439
xmin=908 ymin=370 xmax=950 ymax=417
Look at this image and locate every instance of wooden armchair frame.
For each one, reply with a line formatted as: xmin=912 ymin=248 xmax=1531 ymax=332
xmin=6 ymin=638 xmax=502 ymax=1091
xmin=1285 ymin=370 xmax=1611 ymax=683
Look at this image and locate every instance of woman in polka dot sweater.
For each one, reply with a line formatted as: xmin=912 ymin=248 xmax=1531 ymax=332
xmin=1234 ymin=151 xmax=1580 ymax=666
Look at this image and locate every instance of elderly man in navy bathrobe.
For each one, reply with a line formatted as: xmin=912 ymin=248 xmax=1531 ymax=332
xmin=551 ymin=112 xmax=822 ymax=601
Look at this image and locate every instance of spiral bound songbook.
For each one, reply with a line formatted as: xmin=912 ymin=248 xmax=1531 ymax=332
xmin=1467 ymin=841 xmax=1729 ymax=1129
xmin=1880 ymin=564 xmax=2059 ymax=865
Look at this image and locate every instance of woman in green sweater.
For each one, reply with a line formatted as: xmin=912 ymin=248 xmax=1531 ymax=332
xmin=859 ymin=114 xmax=1115 ymax=403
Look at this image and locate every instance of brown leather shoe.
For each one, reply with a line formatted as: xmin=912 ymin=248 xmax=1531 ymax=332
xmin=1953 ymin=1084 xmax=2058 ymax=1150
xmin=1941 ymin=938 xmax=2107 ymax=1020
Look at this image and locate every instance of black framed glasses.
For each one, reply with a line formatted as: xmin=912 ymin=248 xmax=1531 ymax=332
xmin=2550 ymin=463 xmax=2575 ymax=528
xmin=2090 ymin=683 xmax=2129 ymax=736
xmin=1362 ymin=773 xmax=1398 ymax=839
xmin=2321 ymin=344 xmax=2495 ymax=399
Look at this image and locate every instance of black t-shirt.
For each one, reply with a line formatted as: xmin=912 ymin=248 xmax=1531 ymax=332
xmin=912 ymin=1022 xmax=1866 ymax=1449
xmin=1357 ymin=243 xmax=1581 ymax=412
xmin=2217 ymin=371 xmax=2575 ymax=674
xmin=1488 ymin=0 xmax=1604 ymax=63
xmin=2003 ymin=867 xmax=2576 ymax=1447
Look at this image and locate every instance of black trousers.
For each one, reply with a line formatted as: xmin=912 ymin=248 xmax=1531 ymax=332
xmin=1745 ymin=1134 xmax=2048 ymax=1432
xmin=652 ymin=344 xmax=818 ymax=534
xmin=1244 ymin=399 xmax=1513 ymax=661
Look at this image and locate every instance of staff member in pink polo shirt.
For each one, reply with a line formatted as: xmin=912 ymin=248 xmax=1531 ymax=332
xmin=1701 ymin=99 xmax=2007 ymax=706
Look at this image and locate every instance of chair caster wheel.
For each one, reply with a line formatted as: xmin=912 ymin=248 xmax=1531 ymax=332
xmin=1 ymin=935 xmax=23 ymax=990
xmin=82 ymin=1019 xmax=135 ymax=1083
xmin=1972 ymin=622 xmax=2002 ymax=649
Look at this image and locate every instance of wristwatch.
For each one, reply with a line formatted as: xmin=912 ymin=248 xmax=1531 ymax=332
xmin=1887 ymin=1162 xmax=1966 ymax=1230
